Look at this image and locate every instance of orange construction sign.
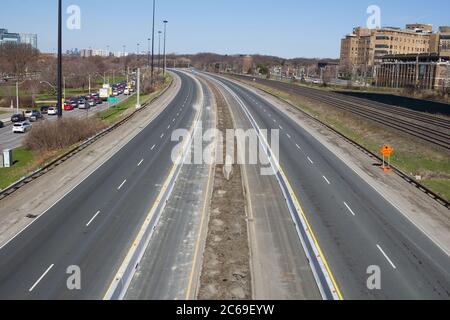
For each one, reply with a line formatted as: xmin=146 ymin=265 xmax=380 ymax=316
xmin=380 ymin=145 xmax=394 ymax=157
xmin=380 ymin=144 xmax=394 ymax=173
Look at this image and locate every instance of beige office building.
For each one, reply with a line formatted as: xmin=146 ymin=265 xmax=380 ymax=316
xmin=340 ymin=24 xmax=435 ymax=70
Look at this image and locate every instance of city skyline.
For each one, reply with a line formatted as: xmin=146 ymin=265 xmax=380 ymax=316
xmin=1 ymin=0 xmax=449 ymax=59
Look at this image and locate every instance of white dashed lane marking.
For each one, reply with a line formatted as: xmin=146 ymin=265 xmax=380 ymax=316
xmin=86 ymin=211 xmax=101 ymax=227
xmin=118 ymin=180 xmax=127 ymax=190
xmin=29 ymin=264 xmax=54 ymax=292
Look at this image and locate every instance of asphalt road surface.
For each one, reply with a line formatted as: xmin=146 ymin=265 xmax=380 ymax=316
xmin=125 ymin=78 xmax=214 ymax=300
xmin=208 ymin=74 xmax=450 ymax=300
xmin=0 ymin=70 xmax=198 ymax=299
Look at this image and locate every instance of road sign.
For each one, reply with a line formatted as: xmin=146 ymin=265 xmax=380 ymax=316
xmin=380 ymin=145 xmax=394 ymax=157
xmin=380 ymin=144 xmax=394 ymax=173
xmin=108 ymin=97 xmax=119 ymax=104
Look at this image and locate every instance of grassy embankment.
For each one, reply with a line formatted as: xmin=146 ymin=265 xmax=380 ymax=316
xmin=240 ymin=79 xmax=450 ymax=201
xmin=0 ymin=74 xmax=172 ymax=191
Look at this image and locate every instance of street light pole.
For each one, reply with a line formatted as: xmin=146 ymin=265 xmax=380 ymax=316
xmin=163 ymin=20 xmax=168 ymax=77
xmin=151 ymin=0 xmax=156 ymax=85
xmin=136 ymin=68 xmax=141 ymax=109
xmin=158 ymin=31 xmax=162 ymax=73
xmin=148 ymin=38 xmax=151 ymax=68
xmin=57 ymin=0 xmax=63 ymax=117
xmin=16 ymin=81 xmax=19 ymax=114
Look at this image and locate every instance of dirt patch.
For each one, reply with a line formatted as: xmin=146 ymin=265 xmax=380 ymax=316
xmin=197 ymin=83 xmax=252 ymax=300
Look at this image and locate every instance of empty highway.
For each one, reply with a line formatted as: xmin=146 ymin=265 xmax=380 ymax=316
xmin=206 ymin=73 xmax=450 ymax=300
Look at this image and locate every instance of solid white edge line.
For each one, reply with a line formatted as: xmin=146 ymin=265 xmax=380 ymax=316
xmin=377 ymin=245 xmax=397 ymax=269
xmin=29 ymin=264 xmax=54 ymax=292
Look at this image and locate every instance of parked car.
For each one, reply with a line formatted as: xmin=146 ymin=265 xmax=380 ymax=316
xmin=0 ymin=120 xmax=3 ymax=128
xmin=12 ymin=121 xmax=32 ymax=133
xmin=112 ymin=90 xmax=119 ymax=96
xmin=40 ymin=106 xmax=50 ymax=114
xmin=124 ymin=88 xmax=130 ymax=95
xmin=64 ymin=103 xmax=74 ymax=111
xmin=47 ymin=107 xmax=58 ymax=115
xmin=87 ymin=99 xmax=96 ymax=107
xmin=11 ymin=113 xmax=26 ymax=123
xmin=24 ymin=110 xmax=34 ymax=118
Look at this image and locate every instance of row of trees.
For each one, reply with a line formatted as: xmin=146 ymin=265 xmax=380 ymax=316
xmin=0 ymin=43 xmax=155 ymax=107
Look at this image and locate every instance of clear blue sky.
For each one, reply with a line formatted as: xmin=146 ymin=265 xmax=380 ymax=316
xmin=1 ymin=0 xmax=449 ymax=58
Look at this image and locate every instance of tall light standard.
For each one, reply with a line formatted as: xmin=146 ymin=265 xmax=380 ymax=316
xmin=137 ymin=43 xmax=140 ymax=58
xmin=107 ymin=45 xmax=110 ymax=57
xmin=147 ymin=38 xmax=151 ymax=68
xmin=57 ymin=0 xmax=63 ymax=117
xmin=151 ymin=0 xmax=156 ymax=85
xmin=158 ymin=30 xmax=162 ymax=73
xmin=163 ymin=20 xmax=168 ymax=77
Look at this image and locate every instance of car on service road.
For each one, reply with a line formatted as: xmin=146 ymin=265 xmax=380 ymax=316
xmin=12 ymin=121 xmax=32 ymax=133
xmin=28 ymin=110 xmax=43 ymax=122
xmin=48 ymin=107 xmax=58 ymax=115
xmin=64 ymin=103 xmax=74 ymax=111
xmin=78 ymin=100 xmax=89 ymax=109
xmin=40 ymin=106 xmax=50 ymax=114
xmin=11 ymin=113 xmax=26 ymax=123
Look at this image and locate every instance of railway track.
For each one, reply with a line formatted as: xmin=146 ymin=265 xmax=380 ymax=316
xmin=233 ymin=75 xmax=450 ymax=151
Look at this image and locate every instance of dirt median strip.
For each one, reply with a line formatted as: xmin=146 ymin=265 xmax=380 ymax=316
xmin=197 ymin=82 xmax=252 ymax=300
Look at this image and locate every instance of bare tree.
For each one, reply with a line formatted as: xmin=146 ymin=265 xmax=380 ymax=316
xmin=0 ymin=43 xmax=39 ymax=78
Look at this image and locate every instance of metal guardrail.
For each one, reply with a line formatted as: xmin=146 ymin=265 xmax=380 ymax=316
xmin=0 ymin=78 xmax=174 ymax=201
xmin=231 ymin=75 xmax=450 ymax=210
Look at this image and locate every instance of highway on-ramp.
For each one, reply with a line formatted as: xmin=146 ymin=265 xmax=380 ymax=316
xmin=0 ymin=70 xmax=199 ymax=299
xmin=207 ymin=74 xmax=450 ymax=300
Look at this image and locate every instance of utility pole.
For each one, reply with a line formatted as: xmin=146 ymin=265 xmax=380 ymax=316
xmin=151 ymin=0 xmax=156 ymax=85
xmin=163 ymin=20 xmax=168 ymax=77
xmin=88 ymin=74 xmax=91 ymax=95
xmin=57 ymin=0 xmax=63 ymax=117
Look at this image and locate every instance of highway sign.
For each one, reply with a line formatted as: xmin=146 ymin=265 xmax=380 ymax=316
xmin=108 ymin=97 xmax=119 ymax=104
